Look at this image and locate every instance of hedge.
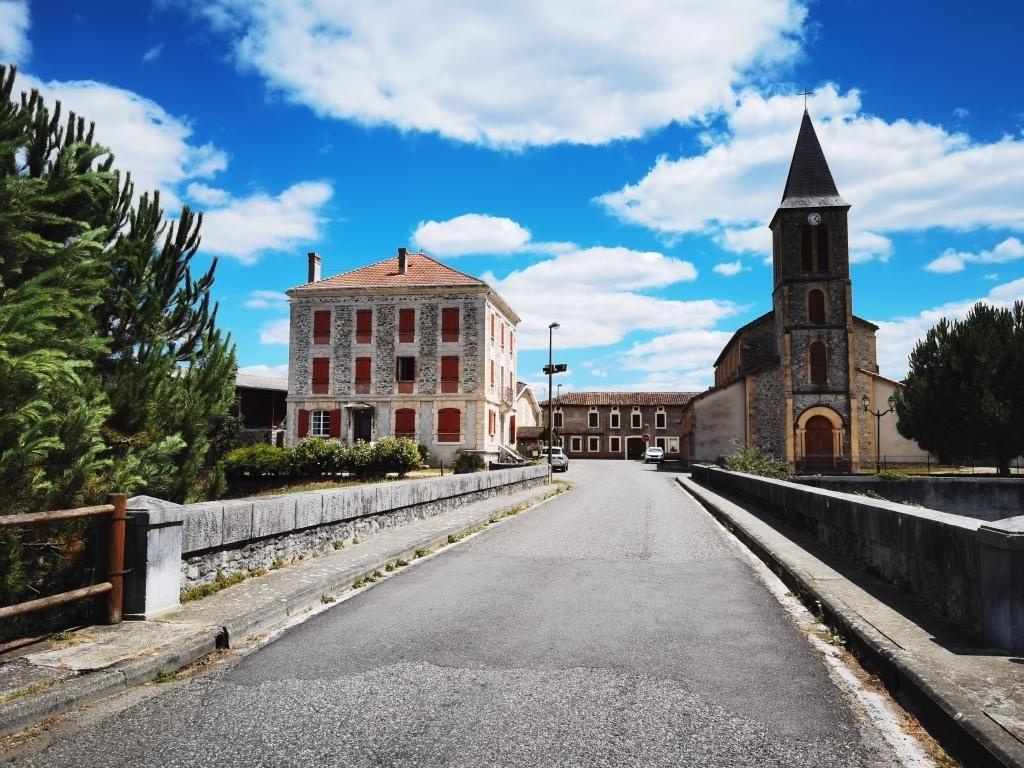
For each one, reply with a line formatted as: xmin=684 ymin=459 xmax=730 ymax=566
xmin=223 ymin=438 xmax=424 ymax=482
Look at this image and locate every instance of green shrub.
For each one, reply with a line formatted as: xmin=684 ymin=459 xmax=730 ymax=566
xmin=724 ymin=444 xmax=793 ymax=480
xmin=453 ymin=450 xmax=485 ymax=474
xmin=222 ymin=443 xmax=291 ymax=480
xmin=346 ymin=441 xmax=377 ymax=480
xmin=417 ymin=444 xmax=431 ymax=465
xmin=291 ymin=437 xmax=346 ymax=477
xmin=372 ymin=438 xmax=421 ymax=477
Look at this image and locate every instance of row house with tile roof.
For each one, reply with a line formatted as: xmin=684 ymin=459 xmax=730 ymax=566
xmin=539 ymin=392 xmax=697 ymax=460
xmin=285 ymin=248 xmax=520 ymax=465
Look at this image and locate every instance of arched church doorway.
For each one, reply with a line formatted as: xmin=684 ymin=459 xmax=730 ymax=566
xmin=795 ymin=406 xmax=844 ymax=472
xmin=804 ymin=416 xmax=834 ymax=467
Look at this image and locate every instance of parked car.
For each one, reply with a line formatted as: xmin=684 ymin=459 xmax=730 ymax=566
xmin=539 ymin=446 xmax=569 ymax=472
xmin=643 ymin=446 xmax=664 ymax=464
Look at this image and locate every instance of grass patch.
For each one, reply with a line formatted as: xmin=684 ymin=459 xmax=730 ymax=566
xmin=414 ymin=548 xmax=431 ymax=559
xmin=384 ymin=562 xmax=396 ymax=572
xmin=270 ymin=557 xmax=286 ymax=570
xmin=154 ymin=670 xmax=177 ymax=684
xmin=180 ymin=569 xmax=249 ymax=603
xmin=0 ymin=679 xmax=58 ymax=704
xmin=332 ymin=540 xmax=345 ymax=550
xmin=353 ymin=577 xmax=367 ymax=588
xmin=352 ymin=537 xmax=361 ymax=545
xmin=320 ymin=594 xmax=336 ymax=604
xmin=395 ymin=559 xmax=409 ymax=567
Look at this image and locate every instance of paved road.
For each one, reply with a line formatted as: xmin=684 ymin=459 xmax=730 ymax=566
xmin=8 ymin=462 xmax=903 ymax=767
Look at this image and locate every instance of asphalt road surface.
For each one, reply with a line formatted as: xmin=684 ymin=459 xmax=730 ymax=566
xmin=7 ymin=461 xmax=907 ymax=767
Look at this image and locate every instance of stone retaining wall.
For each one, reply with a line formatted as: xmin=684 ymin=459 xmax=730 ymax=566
xmin=795 ymin=475 xmax=1023 ymax=522
xmin=690 ymin=465 xmax=1024 ymax=653
xmin=125 ymin=465 xmax=549 ymax=618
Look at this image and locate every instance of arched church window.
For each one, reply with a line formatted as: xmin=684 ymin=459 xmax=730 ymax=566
xmin=817 ymin=225 xmax=830 ymax=272
xmin=808 ymin=290 xmax=826 ymax=324
xmin=801 ymin=226 xmax=813 ymax=272
xmin=809 ymin=341 xmax=828 ymax=384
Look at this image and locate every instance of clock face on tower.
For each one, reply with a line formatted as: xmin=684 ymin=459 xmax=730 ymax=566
xmin=807 ymin=212 xmax=822 ymax=226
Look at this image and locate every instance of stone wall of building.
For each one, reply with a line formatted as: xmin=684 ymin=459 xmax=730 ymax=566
xmin=543 ymin=403 xmax=685 ymax=459
xmin=750 ymin=366 xmax=786 ymax=457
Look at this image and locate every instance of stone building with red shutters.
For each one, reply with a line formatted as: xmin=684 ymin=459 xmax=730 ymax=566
xmin=285 ymin=248 xmax=520 ymax=465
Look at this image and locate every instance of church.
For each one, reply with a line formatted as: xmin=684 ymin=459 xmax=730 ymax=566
xmin=681 ymin=110 xmax=928 ymax=472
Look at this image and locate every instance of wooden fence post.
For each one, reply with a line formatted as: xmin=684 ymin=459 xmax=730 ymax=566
xmin=107 ymin=493 xmax=127 ymax=624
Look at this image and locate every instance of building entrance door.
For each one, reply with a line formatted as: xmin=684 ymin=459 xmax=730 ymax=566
xmin=804 ymin=415 xmax=834 ymax=468
xmin=626 ymin=437 xmax=646 ymax=460
xmin=353 ymin=409 xmax=373 ymax=443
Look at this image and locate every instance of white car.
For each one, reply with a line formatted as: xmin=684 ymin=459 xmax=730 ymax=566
xmin=539 ymin=446 xmax=569 ymax=472
xmin=643 ymin=446 xmax=664 ymax=464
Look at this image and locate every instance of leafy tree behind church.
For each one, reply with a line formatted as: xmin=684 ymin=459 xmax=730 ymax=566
xmin=896 ymin=301 xmax=1024 ymax=476
xmin=0 ymin=66 xmax=236 ymax=611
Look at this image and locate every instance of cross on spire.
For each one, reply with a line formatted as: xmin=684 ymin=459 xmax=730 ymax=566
xmin=798 ymin=88 xmax=812 ymax=111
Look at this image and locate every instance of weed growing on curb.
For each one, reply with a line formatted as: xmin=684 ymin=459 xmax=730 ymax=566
xmin=154 ymin=670 xmax=176 ymax=684
xmin=352 ymin=537 xmax=361 ymax=545
xmin=320 ymin=594 xmax=336 ymax=604
xmin=447 ymin=534 xmax=461 ymax=544
xmin=271 ymin=557 xmax=286 ymax=570
xmin=332 ymin=540 xmax=345 ymax=550
xmin=415 ymin=548 xmax=431 ymax=558
xmin=395 ymin=559 xmax=409 ymax=567
xmin=353 ymin=577 xmax=367 ymax=588
xmin=0 ymin=679 xmax=58 ymax=703
xmin=181 ymin=569 xmax=248 ymax=602
xmin=385 ymin=562 xmax=395 ymax=572
xmin=250 ymin=567 xmax=267 ymax=577
xmin=48 ymin=631 xmax=71 ymax=642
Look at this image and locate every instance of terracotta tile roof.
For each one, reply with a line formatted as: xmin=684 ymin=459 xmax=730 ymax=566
xmin=516 ymin=426 xmax=543 ymax=440
xmin=549 ymin=391 xmax=699 ymax=407
xmin=292 ymin=252 xmax=485 ymax=290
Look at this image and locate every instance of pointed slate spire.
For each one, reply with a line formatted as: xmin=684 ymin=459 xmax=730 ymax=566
xmin=778 ymin=110 xmax=848 ymax=209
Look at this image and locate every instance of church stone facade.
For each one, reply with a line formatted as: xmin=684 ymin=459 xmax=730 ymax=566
xmin=682 ymin=111 xmax=928 ymax=472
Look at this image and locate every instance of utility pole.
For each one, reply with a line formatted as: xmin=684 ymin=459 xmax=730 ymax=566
xmin=547 ymin=322 xmax=559 ymax=470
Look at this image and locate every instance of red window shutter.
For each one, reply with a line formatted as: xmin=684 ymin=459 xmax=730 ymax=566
xmin=311 ymin=357 xmax=329 ymax=394
xmin=355 ymin=357 xmax=371 ymax=394
xmin=510 ymin=415 xmax=516 ymax=438
xmin=329 ymin=409 xmax=342 ymax=438
xmin=510 ymin=330 xmax=514 ymax=351
xmin=313 ymin=311 xmax=331 ymax=344
xmin=298 ymin=409 xmax=310 ymax=438
xmin=501 ymin=323 xmax=505 ymax=348
xmin=437 ymin=408 xmax=460 ymax=442
xmin=490 ymin=314 xmax=495 ymax=339
xmin=395 ymin=408 xmax=415 ymax=436
xmin=441 ymin=355 xmax=459 ymax=393
xmin=398 ymin=308 xmax=415 ymax=342
xmin=490 ymin=360 xmax=495 ymax=385
xmin=356 ymin=309 xmax=372 ymax=343
xmin=441 ymin=308 xmax=460 ymax=342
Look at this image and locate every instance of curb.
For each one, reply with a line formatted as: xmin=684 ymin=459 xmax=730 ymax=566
xmin=676 ymin=476 xmax=1024 ymax=768
xmin=0 ymin=483 xmax=565 ymax=741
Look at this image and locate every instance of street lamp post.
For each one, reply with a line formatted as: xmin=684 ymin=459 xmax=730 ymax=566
xmin=547 ymin=322 xmax=560 ymax=470
xmin=861 ymin=393 xmax=895 ymax=474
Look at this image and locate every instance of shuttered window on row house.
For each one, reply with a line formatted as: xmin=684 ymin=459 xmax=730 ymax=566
xmin=395 ymin=407 xmax=416 ymax=439
xmin=355 ymin=357 xmax=371 ymax=393
xmin=297 ymin=408 xmax=341 ymax=439
xmin=441 ymin=308 xmax=460 ymax=342
xmin=356 ymin=309 xmax=372 ymax=343
xmin=313 ymin=310 xmax=331 ymax=344
xmin=441 ymin=355 xmax=459 ymax=393
xmin=398 ymin=308 xmax=415 ymax=343
xmin=311 ymin=357 xmax=329 ymax=394
xmin=437 ymin=408 xmax=460 ymax=442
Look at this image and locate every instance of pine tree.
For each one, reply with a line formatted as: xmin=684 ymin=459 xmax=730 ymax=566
xmin=897 ymin=301 xmax=1024 ymax=476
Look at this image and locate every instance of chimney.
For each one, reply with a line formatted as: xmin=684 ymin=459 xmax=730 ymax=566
xmin=307 ymin=251 xmax=321 ymax=283
xmin=397 ymin=247 xmax=408 ymax=275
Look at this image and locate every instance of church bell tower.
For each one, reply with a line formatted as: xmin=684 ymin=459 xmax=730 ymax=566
xmin=769 ymin=110 xmax=860 ymax=471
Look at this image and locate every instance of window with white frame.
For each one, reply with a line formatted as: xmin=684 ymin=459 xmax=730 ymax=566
xmin=609 ymin=410 xmax=620 ymax=429
xmin=311 ymin=410 xmax=330 ymax=438
xmin=588 ymin=436 xmax=600 ymax=452
xmin=588 ymin=408 xmax=599 ymax=428
xmin=668 ymin=437 xmax=679 ymax=453
xmin=570 ymin=436 xmax=582 ymax=453
xmin=631 ymin=411 xmax=642 ymax=429
xmin=554 ymin=409 xmax=564 ymax=429
xmin=655 ymin=410 xmax=667 ymax=429
xmin=609 ymin=436 xmax=621 ymax=453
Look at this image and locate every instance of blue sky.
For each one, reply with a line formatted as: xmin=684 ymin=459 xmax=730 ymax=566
xmin=4 ymin=0 xmax=1023 ymax=396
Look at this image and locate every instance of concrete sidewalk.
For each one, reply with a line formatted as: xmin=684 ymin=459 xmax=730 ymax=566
xmin=0 ymin=481 xmax=564 ymax=740
xmin=677 ymin=476 xmax=1024 ymax=768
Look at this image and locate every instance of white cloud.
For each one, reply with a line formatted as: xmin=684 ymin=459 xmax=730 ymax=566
xmin=600 ymin=85 xmax=1024 ymax=265
xmin=873 ymin=276 xmax=1024 ymax=379
xmin=196 ymin=181 xmax=333 ymax=264
xmin=413 ymin=214 xmax=530 ymax=256
xmin=0 ymin=1 xmax=30 ymax=64
xmin=953 ymin=107 xmax=969 ymax=120
xmin=188 ymin=0 xmax=806 ymax=147
xmin=142 ymin=43 xmax=164 ymax=63
xmin=238 ymin=363 xmax=288 ymax=378
xmin=258 ymin=317 xmax=290 ymax=345
xmin=244 ymin=290 xmax=288 ymax=309
xmin=713 ymin=260 xmax=745 ymax=277
xmin=590 ymin=369 xmax=608 ymax=378
xmin=924 ymin=237 xmax=1024 ymax=274
xmin=484 ymin=245 xmax=736 ymax=350
xmin=186 ymin=182 xmax=232 ymax=207
xmin=21 ymin=74 xmax=227 ymax=211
